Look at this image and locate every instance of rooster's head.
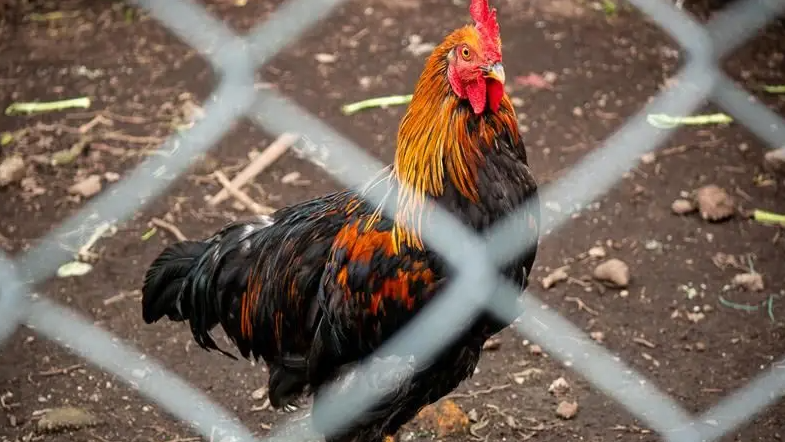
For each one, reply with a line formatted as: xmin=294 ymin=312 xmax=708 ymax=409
xmin=445 ymin=0 xmax=504 ymax=115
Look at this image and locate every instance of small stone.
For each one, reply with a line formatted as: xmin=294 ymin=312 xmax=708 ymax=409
xmin=251 ymin=387 xmax=267 ymax=400
xmin=482 ymin=338 xmax=501 ymax=351
xmin=732 ymin=272 xmax=764 ymax=292
xmin=314 ymin=53 xmax=337 ymax=64
xmin=511 ymin=96 xmax=524 ymax=107
xmin=37 ymin=407 xmax=100 ymax=433
xmin=281 ymin=171 xmax=301 ymax=184
xmin=671 ymin=198 xmax=696 ymax=215
xmin=593 ymin=258 xmax=630 ymax=288
xmin=529 ymin=344 xmax=543 ymax=355
xmin=104 ymin=171 xmax=120 ymax=182
xmin=541 ymin=268 xmax=568 ymax=289
xmin=695 ymin=342 xmax=706 ymax=351
xmin=640 ymin=152 xmax=656 ymax=164
xmin=555 ymin=401 xmax=578 ymax=419
xmin=590 ymin=331 xmax=605 ymax=342
xmin=512 ymin=368 xmax=543 ymax=384
xmin=548 ymin=377 xmax=570 ymax=394
xmin=572 ymin=107 xmax=583 ymax=117
xmin=695 ymin=185 xmax=735 ymax=222
xmin=68 ymin=175 xmax=102 ymax=198
xmin=415 ymin=399 xmax=469 ymax=437
xmin=763 ymin=147 xmax=785 ymax=175
xmin=0 ymin=155 xmax=25 ymax=187
xmin=587 ymin=246 xmax=606 ymax=259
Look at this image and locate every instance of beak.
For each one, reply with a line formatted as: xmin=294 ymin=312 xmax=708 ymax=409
xmin=483 ymin=62 xmax=506 ymax=85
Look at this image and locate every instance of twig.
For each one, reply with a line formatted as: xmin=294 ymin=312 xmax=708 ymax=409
xmin=208 ymin=133 xmax=299 ymax=206
xmin=341 ymin=94 xmax=414 ymax=115
xmin=632 ymin=337 xmax=656 ymax=349
xmin=101 ymin=132 xmax=163 ymax=144
xmin=564 ymin=296 xmax=599 ymax=315
xmin=150 ymin=217 xmax=188 ymax=241
xmin=212 ymin=171 xmax=275 ymax=215
xmin=78 ymin=114 xmax=113 ymax=134
xmin=77 ymin=222 xmax=113 ymax=261
xmin=38 ymin=364 xmax=84 ymax=377
xmin=444 ymin=383 xmax=510 ymax=399
xmin=103 ymin=292 xmax=132 ymax=306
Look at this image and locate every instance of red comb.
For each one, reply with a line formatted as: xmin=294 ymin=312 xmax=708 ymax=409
xmin=470 ymin=0 xmax=501 ymax=61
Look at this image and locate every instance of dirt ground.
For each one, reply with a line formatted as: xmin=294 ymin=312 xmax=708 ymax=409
xmin=1 ymin=0 xmax=784 ymax=441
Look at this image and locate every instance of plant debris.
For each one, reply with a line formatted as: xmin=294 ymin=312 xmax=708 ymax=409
xmin=341 ymin=94 xmax=414 ymax=115
xmin=646 ymin=113 xmax=733 ymax=129
xmin=6 ymin=97 xmax=91 ymax=116
xmin=37 ymin=407 xmax=100 ymax=433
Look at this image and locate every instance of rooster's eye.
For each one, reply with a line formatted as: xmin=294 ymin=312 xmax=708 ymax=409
xmin=460 ymin=47 xmax=471 ymax=60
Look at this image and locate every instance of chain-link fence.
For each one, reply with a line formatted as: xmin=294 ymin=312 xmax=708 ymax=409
xmin=2 ymin=0 xmax=785 ymax=441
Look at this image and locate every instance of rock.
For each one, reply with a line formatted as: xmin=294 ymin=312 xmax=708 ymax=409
xmin=548 ymin=377 xmax=570 ymax=395
xmin=0 ymin=155 xmax=25 ymax=187
xmin=68 ymin=175 xmax=102 ymax=198
xmin=541 ymin=268 xmax=568 ymax=289
xmin=764 ymin=147 xmax=785 ymax=175
xmin=482 ymin=338 xmax=501 ymax=351
xmin=512 ymin=368 xmax=543 ymax=385
xmin=589 ymin=331 xmax=605 ymax=342
xmin=732 ymin=272 xmax=764 ymax=292
xmin=104 ymin=171 xmax=120 ymax=182
xmin=37 ymin=407 xmax=100 ymax=433
xmin=529 ymin=344 xmax=543 ymax=355
xmin=593 ymin=258 xmax=630 ymax=288
xmin=555 ymin=401 xmax=578 ymax=419
xmin=695 ymin=185 xmax=735 ymax=222
xmin=640 ymin=152 xmax=656 ymax=164
xmin=314 ymin=53 xmax=337 ymax=64
xmin=415 ymin=399 xmax=469 ymax=437
xmin=251 ymin=386 xmax=267 ymax=400
xmin=671 ymin=198 xmax=696 ymax=215
xmin=587 ymin=246 xmax=606 ymax=259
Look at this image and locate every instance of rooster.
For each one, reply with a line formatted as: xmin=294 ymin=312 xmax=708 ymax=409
xmin=141 ymin=1 xmax=539 ymax=441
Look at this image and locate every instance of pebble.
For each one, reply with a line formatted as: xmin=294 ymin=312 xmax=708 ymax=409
xmin=541 ymin=268 xmax=568 ymax=289
xmin=695 ymin=184 xmax=735 ymax=222
xmin=593 ymin=258 xmax=630 ymax=288
xmin=763 ymin=147 xmax=785 ymax=175
xmin=0 ymin=155 xmax=25 ymax=187
xmin=671 ymin=198 xmax=696 ymax=215
xmin=68 ymin=175 xmax=102 ymax=198
xmin=555 ymin=401 xmax=578 ymax=419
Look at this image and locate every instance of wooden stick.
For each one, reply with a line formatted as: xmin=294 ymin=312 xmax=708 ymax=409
xmin=150 ymin=217 xmax=188 ymax=241
xmin=212 ymin=171 xmax=275 ymax=215
xmin=208 ymin=132 xmax=299 ymax=206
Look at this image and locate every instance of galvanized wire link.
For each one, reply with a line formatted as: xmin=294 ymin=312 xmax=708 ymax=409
xmin=1 ymin=1 xmax=784 ymax=442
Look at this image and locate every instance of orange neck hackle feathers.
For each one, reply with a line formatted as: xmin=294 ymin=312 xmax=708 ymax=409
xmin=386 ymin=3 xmax=519 ymax=252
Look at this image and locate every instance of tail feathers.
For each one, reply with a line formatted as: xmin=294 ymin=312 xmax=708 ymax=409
xmin=142 ymin=241 xmax=209 ymax=324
